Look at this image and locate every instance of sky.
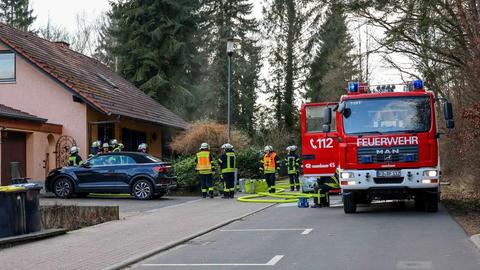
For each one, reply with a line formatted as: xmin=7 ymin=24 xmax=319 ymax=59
xmin=31 ymin=0 xmax=110 ymax=30
xmin=29 ymin=0 xmax=413 ymax=102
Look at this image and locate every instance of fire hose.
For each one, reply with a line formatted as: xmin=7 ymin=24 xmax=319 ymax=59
xmin=237 ymin=183 xmax=314 ymax=203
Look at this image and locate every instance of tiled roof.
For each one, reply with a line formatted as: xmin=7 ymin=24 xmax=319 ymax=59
xmin=0 ymin=104 xmax=47 ymax=122
xmin=0 ymin=23 xmax=187 ymax=129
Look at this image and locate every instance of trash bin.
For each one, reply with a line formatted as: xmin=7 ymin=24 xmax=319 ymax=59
xmin=0 ymin=186 xmax=26 ymax=238
xmin=11 ymin=183 xmax=42 ymax=233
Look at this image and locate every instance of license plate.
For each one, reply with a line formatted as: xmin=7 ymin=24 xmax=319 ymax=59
xmin=377 ymin=170 xmax=401 ymax=177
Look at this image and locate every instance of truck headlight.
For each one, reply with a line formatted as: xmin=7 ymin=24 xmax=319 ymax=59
xmin=341 ymin=172 xmax=354 ymax=179
xmin=423 ymin=170 xmax=438 ymax=177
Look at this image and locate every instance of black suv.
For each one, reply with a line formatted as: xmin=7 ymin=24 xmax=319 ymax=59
xmin=46 ymin=152 xmax=176 ymax=200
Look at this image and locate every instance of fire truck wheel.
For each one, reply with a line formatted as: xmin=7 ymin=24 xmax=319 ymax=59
xmin=343 ymin=193 xmax=357 ymax=214
xmin=425 ymin=193 xmax=438 ymax=212
xmin=414 ymin=195 xmax=425 ymax=211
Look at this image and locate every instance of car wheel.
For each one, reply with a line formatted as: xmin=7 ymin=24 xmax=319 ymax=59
xmin=53 ymin=177 xmax=74 ymax=199
xmin=132 ymin=179 xmax=154 ymax=200
xmin=343 ymin=193 xmax=357 ymax=214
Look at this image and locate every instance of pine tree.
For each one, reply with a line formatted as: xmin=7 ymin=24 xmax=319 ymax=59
xmin=101 ymin=0 xmax=201 ymax=119
xmin=263 ymin=0 xmax=307 ymax=130
xmin=0 ymin=0 xmax=35 ymax=31
xmin=306 ymin=1 xmax=358 ymax=102
xmin=197 ymin=0 xmax=261 ymax=135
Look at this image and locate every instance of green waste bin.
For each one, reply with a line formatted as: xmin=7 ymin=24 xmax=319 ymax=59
xmin=0 ymin=186 xmax=26 ymax=238
xmin=11 ymin=183 xmax=42 ymax=233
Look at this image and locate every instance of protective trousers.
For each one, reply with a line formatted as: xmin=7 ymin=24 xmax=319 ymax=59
xmin=289 ymin=173 xmax=300 ymax=191
xmin=222 ymin=172 xmax=235 ymax=198
xmin=265 ymin=173 xmax=276 ymax=193
xmin=313 ymin=183 xmax=333 ymax=207
xmin=199 ymin=174 xmax=214 ymax=198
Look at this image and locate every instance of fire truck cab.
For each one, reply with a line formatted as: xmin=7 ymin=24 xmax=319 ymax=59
xmin=301 ymin=80 xmax=454 ymax=213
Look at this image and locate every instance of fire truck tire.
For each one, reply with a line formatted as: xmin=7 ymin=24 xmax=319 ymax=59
xmin=425 ymin=192 xmax=438 ymax=212
xmin=414 ymin=195 xmax=425 ymax=211
xmin=343 ymin=193 xmax=357 ymax=214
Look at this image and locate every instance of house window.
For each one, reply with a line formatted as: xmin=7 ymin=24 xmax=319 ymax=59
xmin=0 ymin=51 xmax=15 ymax=82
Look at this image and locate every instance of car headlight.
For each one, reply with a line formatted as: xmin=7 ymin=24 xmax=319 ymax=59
xmin=423 ymin=170 xmax=438 ymax=177
xmin=341 ymin=172 xmax=354 ymax=179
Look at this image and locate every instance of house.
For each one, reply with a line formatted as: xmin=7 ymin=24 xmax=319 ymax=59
xmin=0 ymin=23 xmax=187 ymax=185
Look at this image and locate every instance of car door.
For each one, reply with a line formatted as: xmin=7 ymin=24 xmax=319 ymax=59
xmin=108 ymin=155 xmax=137 ymax=192
xmin=75 ymin=155 xmax=116 ymax=192
xmin=301 ymin=102 xmax=339 ymax=177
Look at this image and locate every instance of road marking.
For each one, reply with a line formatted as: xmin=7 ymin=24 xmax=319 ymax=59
xmin=221 ymin=228 xmax=313 ymax=235
xmin=141 ymin=255 xmax=284 ymax=267
xmin=396 ymin=261 xmax=432 ymax=269
xmin=301 ymin=228 xmax=313 ymax=235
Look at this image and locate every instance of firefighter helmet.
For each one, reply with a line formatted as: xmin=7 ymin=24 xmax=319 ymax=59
xmin=221 ymin=143 xmax=234 ymax=150
xmin=70 ymin=146 xmax=79 ymax=154
xmin=138 ymin=143 xmax=148 ymax=151
xmin=200 ymin=142 xmax=210 ymax=150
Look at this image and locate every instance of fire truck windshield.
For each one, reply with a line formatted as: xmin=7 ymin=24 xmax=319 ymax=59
xmin=342 ymin=96 xmax=431 ymax=135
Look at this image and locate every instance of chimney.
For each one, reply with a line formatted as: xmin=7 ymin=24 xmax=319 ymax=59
xmin=54 ymin=41 xmax=70 ymax=49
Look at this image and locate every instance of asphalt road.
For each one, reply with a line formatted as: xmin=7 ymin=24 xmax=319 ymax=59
xmin=40 ymin=195 xmax=200 ymax=218
xmin=130 ymin=198 xmax=480 ymax=270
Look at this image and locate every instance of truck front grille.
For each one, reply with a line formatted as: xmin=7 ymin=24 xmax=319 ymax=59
xmin=373 ymin=177 xmax=404 ymax=184
xmin=357 ymin=146 xmax=419 ymax=163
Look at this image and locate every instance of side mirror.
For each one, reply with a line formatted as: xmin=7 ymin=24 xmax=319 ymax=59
xmin=322 ymin=124 xmax=331 ymax=133
xmin=446 ymin=119 xmax=455 ymax=129
xmin=323 ymin=107 xmax=332 ymax=125
xmin=444 ymin=101 xmax=453 ymax=120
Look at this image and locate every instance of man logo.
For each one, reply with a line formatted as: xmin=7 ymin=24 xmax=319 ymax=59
xmin=376 ymin=149 xmax=400 ymax=155
xmin=384 ymin=155 xmax=393 ymax=161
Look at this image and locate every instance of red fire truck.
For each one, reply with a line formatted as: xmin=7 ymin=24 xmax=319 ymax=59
xmin=300 ymin=80 xmax=454 ymax=213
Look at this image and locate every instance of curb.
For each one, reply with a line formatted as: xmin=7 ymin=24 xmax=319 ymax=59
xmin=471 ymin=234 xmax=480 ymax=251
xmin=101 ymin=203 xmax=275 ymax=270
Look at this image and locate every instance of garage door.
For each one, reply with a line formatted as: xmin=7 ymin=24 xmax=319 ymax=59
xmin=1 ymin=131 xmax=26 ymax=185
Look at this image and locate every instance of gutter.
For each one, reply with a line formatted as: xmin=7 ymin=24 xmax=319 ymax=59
xmin=0 ymin=112 xmax=47 ymax=123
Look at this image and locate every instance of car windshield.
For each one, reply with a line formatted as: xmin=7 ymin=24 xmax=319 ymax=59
xmin=342 ymin=96 xmax=432 ymax=135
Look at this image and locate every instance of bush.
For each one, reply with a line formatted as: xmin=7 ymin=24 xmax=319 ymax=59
xmin=173 ymin=147 xmax=263 ymax=190
xmin=237 ymin=148 xmax=263 ymax=179
xmin=173 ymin=155 xmax=198 ymax=191
xmin=170 ymin=121 xmax=250 ymax=155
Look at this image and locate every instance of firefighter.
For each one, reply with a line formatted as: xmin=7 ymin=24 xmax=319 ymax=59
xmin=89 ymin=141 xmax=101 ymax=158
xmin=312 ymin=170 xmax=340 ymax=208
xmin=285 ymin=145 xmax=301 ymax=191
xmin=113 ymin=142 xmax=124 ymax=152
xmin=138 ymin=143 xmax=148 ymax=153
xmin=101 ymin=143 xmax=110 ymax=154
xmin=68 ymin=146 xmax=83 ymax=166
xmin=218 ymin=143 xmax=236 ymax=199
xmin=260 ymin=145 xmax=280 ymax=193
xmin=195 ymin=142 xmax=214 ymax=198
xmin=110 ymin=139 xmax=119 ymax=152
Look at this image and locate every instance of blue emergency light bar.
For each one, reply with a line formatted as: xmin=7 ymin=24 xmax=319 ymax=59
xmin=413 ymin=79 xmax=423 ymax=90
xmin=348 ymin=82 xmax=359 ymax=93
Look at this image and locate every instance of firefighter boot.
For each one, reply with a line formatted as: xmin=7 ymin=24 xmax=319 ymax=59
xmin=230 ymin=190 xmax=235 ymax=199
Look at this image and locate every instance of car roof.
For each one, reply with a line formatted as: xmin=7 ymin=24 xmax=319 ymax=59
xmin=97 ymin=151 xmax=146 ymax=157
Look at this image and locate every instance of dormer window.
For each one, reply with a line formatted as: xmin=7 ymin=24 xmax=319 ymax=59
xmin=0 ymin=51 xmax=15 ymax=82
